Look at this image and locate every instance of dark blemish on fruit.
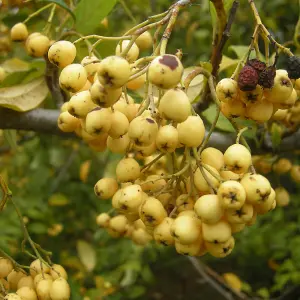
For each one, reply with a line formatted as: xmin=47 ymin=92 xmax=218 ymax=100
xmin=159 ymin=55 xmax=178 ymax=71
xmin=146 ymin=118 xmax=155 ymax=124
xmin=91 ymin=107 xmax=101 ymax=112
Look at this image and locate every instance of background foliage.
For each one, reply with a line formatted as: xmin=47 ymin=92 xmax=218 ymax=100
xmin=0 ymin=0 xmax=300 ymax=299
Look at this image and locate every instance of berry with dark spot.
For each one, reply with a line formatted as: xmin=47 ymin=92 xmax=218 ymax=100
xmin=287 ymin=56 xmax=300 ymax=79
xmin=258 ymin=66 xmax=276 ymax=89
xmin=247 ymin=59 xmax=266 ymax=75
xmin=238 ymin=65 xmax=258 ymax=91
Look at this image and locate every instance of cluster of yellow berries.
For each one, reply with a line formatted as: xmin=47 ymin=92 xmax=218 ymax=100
xmin=0 ymin=258 xmax=70 ymax=300
xmin=216 ymin=70 xmax=300 ymax=123
xmin=39 ymin=28 xmax=280 ymax=258
xmin=95 ymin=143 xmax=276 ymax=257
xmin=217 ymin=70 xmax=298 ymax=123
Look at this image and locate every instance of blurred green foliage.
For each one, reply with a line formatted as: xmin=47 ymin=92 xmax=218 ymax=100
xmin=1 ymin=0 xmax=300 ymax=299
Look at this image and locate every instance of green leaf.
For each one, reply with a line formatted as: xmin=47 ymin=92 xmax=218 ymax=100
xmin=77 ymin=240 xmax=97 ymax=272
xmin=219 ymin=55 xmax=239 ymax=73
xmin=0 ymin=77 xmax=48 ymax=112
xmin=271 ymin=123 xmax=282 ymax=150
xmin=3 ymin=130 xmax=18 ymax=152
xmin=228 ymin=45 xmax=249 ymax=59
xmin=28 ymin=222 xmax=48 ymax=234
xmin=74 ymin=0 xmax=117 ymax=34
xmin=224 ymin=0 xmax=235 ymax=13
xmin=202 ymin=104 xmax=235 ymax=133
xmin=127 ymin=285 xmax=146 ymax=299
xmin=37 ymin=0 xmax=76 ymax=21
xmin=48 ymin=193 xmax=70 ymax=206
xmin=256 ymin=287 xmax=270 ymax=299
xmin=209 ymin=2 xmax=217 ymax=32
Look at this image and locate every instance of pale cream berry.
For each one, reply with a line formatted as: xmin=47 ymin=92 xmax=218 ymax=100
xmin=155 ymin=125 xmax=178 ymax=153
xmin=240 ymin=85 xmax=263 ymax=105
xmin=291 ymin=165 xmax=300 ymax=183
xmin=16 ymin=287 xmax=37 ymax=300
xmin=107 ymin=134 xmax=130 ymax=154
xmin=175 ymin=238 xmax=204 ymax=256
xmin=60 ymin=102 xmax=69 ymax=113
xmin=221 ymin=99 xmax=246 ymax=118
xmin=176 ymin=194 xmax=195 ymax=213
xmin=26 ymin=33 xmax=50 ymax=57
xmin=30 ymin=259 xmax=50 ymax=277
xmin=49 ymin=277 xmax=70 ymax=300
xmin=224 ymin=144 xmax=252 ymax=174
xmin=217 ymin=180 xmax=246 ymax=209
xmin=97 ymin=56 xmax=131 ymax=88
xmin=200 ymin=147 xmax=224 ymax=171
xmin=94 ymin=178 xmax=118 ymax=199
xmin=127 ymin=69 xmax=146 ymax=90
xmin=177 ymin=116 xmax=205 ymax=147
xmin=202 ymin=221 xmax=231 ymax=243
xmin=134 ymin=142 xmax=157 ymax=159
xmin=275 ymin=187 xmax=290 ymax=207
xmin=0 ymin=257 xmax=13 ymax=278
xmin=246 ymin=99 xmax=273 ymax=122
xmin=4 ymin=294 xmax=21 ymax=300
xmin=17 ymin=276 xmax=34 ymax=289
xmin=108 ymin=111 xmax=129 ymax=138
xmin=153 ymin=217 xmax=175 ymax=246
xmin=0 ymin=66 xmax=6 ymax=83
xmin=230 ymin=222 xmax=246 ymax=234
xmin=90 ymin=80 xmax=122 ymax=108
xmin=139 ymin=197 xmax=167 ymax=227
xmin=33 ymin=273 xmax=53 ymax=288
xmin=148 ymin=55 xmax=183 ymax=89
xmin=158 ymin=88 xmax=191 ymax=122
xmin=96 ymin=213 xmax=110 ymax=228
xmin=36 ymin=279 xmax=52 ymax=300
xmin=131 ymin=228 xmax=152 ymax=245
xmin=265 ymin=69 xmax=293 ymax=104
xmin=194 ymin=165 xmax=220 ymax=193
xmin=7 ymin=270 xmax=27 ymax=290
xmin=225 ymin=203 xmax=254 ymax=223
xmin=81 ymin=55 xmax=101 ymax=77
xmin=135 ymin=31 xmax=153 ymax=50
xmin=118 ymin=184 xmax=143 ymax=213
xmin=115 ymin=40 xmax=139 ymax=63
xmin=59 ymin=64 xmax=87 ymax=93
xmin=128 ymin=116 xmax=158 ymax=146
xmin=116 ymin=158 xmax=140 ymax=182
xmin=48 ymin=41 xmax=76 ymax=68
xmin=277 ymin=88 xmax=298 ymax=109
xmin=116 ymin=101 xmax=138 ymax=122
xmin=273 ymin=158 xmax=292 ymax=174
xmin=88 ymin=133 xmax=108 ymax=152
xmin=157 ymin=192 xmax=172 ymax=207
xmin=255 ymin=188 xmax=276 ymax=214
xmin=109 ymin=215 xmax=128 ymax=235
xmin=57 ymin=111 xmax=80 ymax=133
xmin=272 ymin=108 xmax=288 ymax=121
xmin=240 ymin=173 xmax=271 ymax=204
xmin=11 ymin=23 xmax=28 ymax=41
xmin=85 ymin=108 xmax=112 ymax=135
xmin=170 ymin=215 xmax=202 ymax=245
xmin=194 ymin=194 xmax=223 ymax=224
xmin=220 ymin=170 xmax=241 ymax=181
xmin=50 ymin=264 xmax=68 ymax=280
xmin=141 ymin=175 xmax=166 ymax=193
xmin=205 ymin=236 xmax=235 ymax=258
xmin=68 ymin=91 xmax=96 ymax=118
xmin=216 ymin=78 xmax=238 ymax=103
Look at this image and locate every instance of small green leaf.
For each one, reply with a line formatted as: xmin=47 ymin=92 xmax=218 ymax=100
xmin=77 ymin=240 xmax=97 ymax=272
xmin=28 ymin=222 xmax=48 ymax=234
xmin=256 ymin=287 xmax=270 ymax=299
xmin=127 ymin=285 xmax=146 ymax=299
xmin=202 ymin=104 xmax=235 ymax=132
xmin=3 ymin=130 xmax=18 ymax=152
xmin=48 ymin=193 xmax=70 ymax=206
xmin=271 ymin=123 xmax=282 ymax=150
xmin=37 ymin=0 xmax=76 ymax=21
xmin=224 ymin=0 xmax=235 ymax=13
xmin=228 ymin=45 xmax=249 ymax=59
xmin=74 ymin=0 xmax=117 ymax=34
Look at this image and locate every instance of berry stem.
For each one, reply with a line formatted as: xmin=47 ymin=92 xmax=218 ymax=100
xmin=23 ymin=3 xmax=54 ymax=24
xmin=236 ymin=127 xmax=250 ymax=144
